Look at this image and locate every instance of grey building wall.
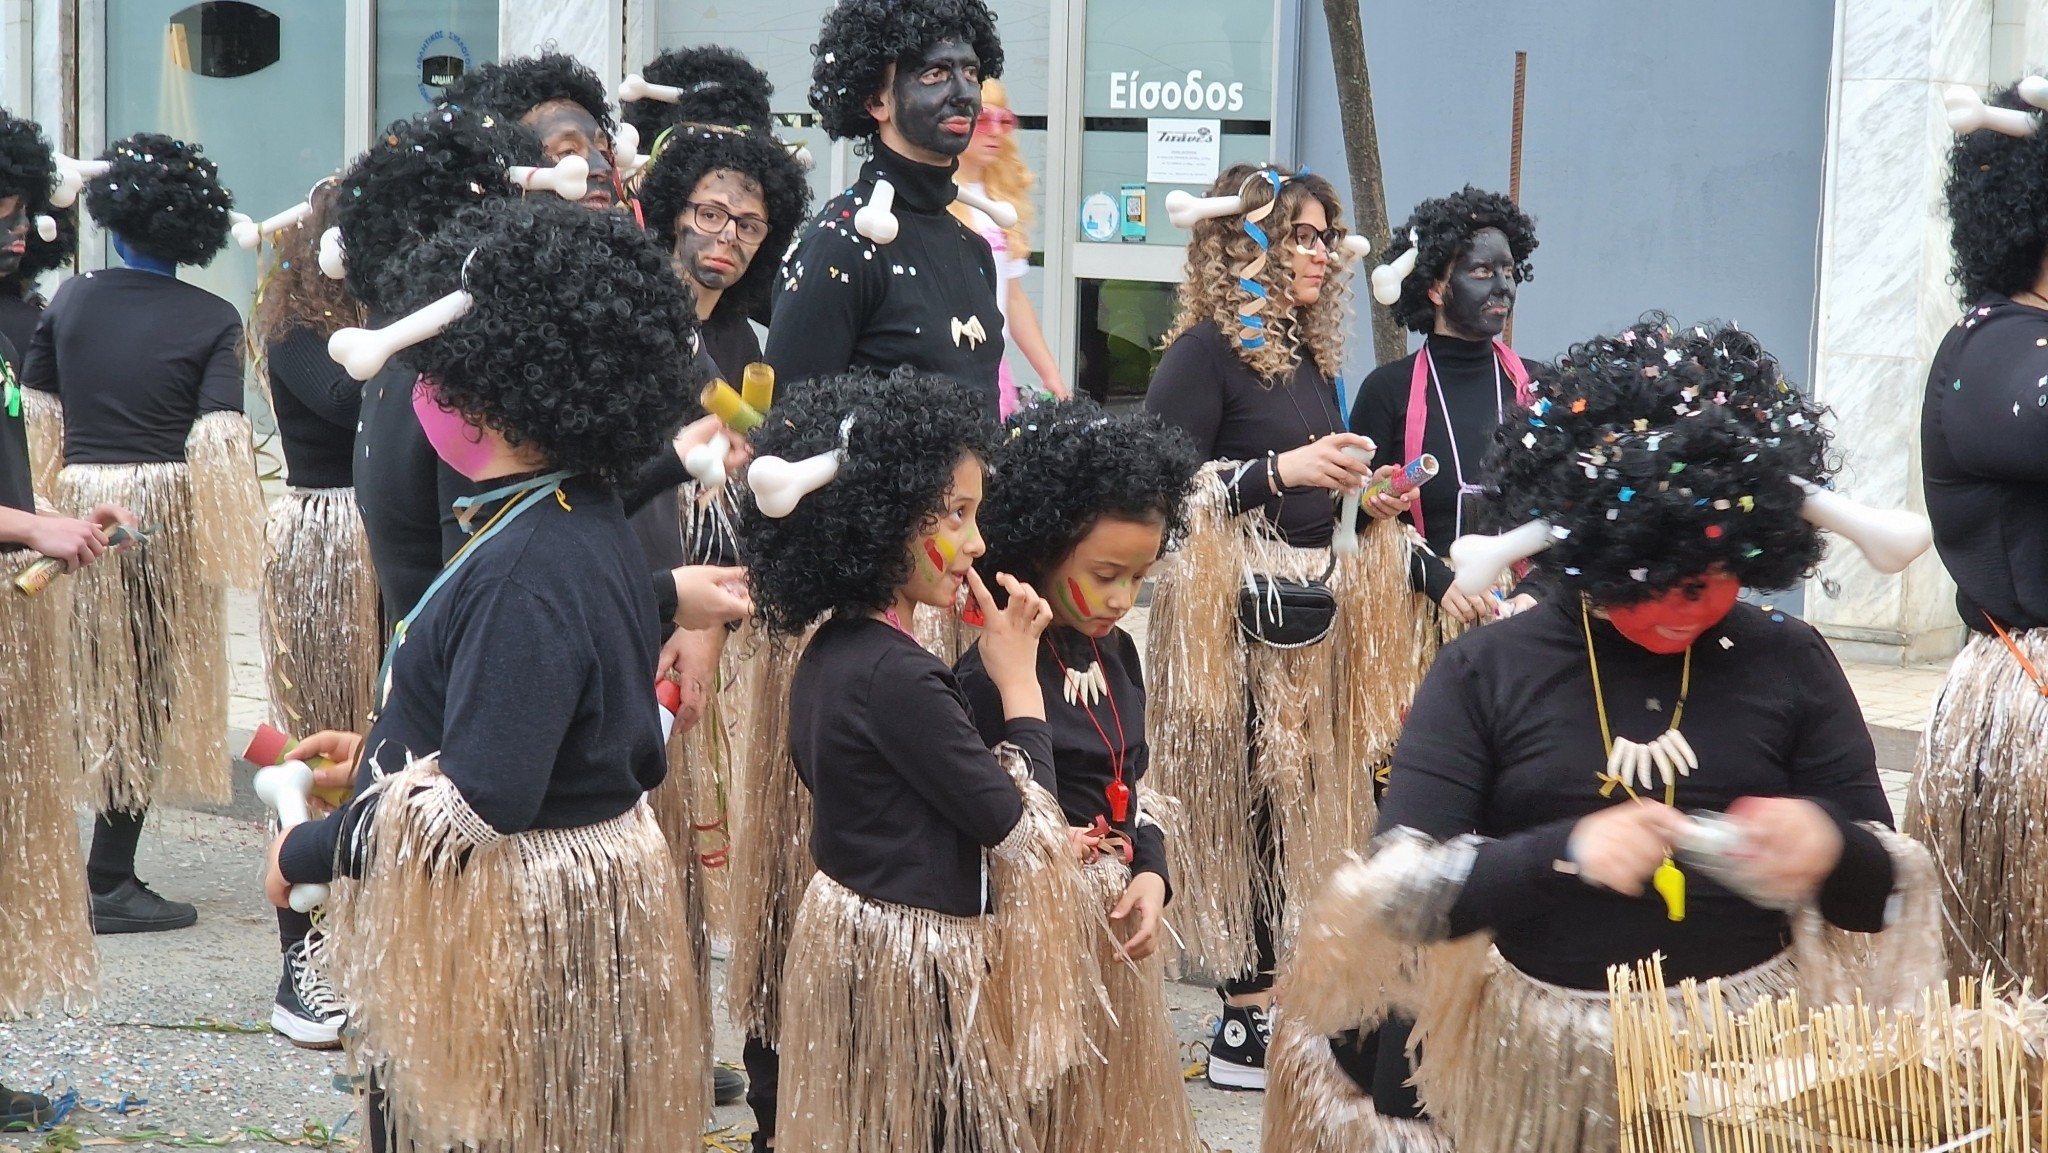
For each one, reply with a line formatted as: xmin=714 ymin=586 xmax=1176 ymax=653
xmin=1290 ymin=2 xmax=1838 ymax=384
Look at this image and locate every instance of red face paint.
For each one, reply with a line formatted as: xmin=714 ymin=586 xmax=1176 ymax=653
xmin=923 ymin=538 xmax=948 ymax=574
xmin=1606 ymin=572 xmax=1741 ymax=654
xmin=1065 ymin=576 xmax=1092 ymax=618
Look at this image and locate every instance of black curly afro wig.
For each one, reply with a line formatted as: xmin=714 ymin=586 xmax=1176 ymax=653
xmin=1944 ymin=82 xmax=2048 ymax=303
xmin=333 ymin=109 xmax=543 ymax=316
xmin=808 ymin=0 xmax=1003 ymax=143
xmin=1483 ymin=315 xmax=1834 ymax=604
xmin=382 ymin=198 xmax=702 ymax=488
xmin=0 ymin=112 xmax=71 ymax=295
xmin=738 ymin=368 xmax=993 ymax=635
xmin=1383 ymin=185 xmax=1537 ymax=335
xmin=975 ymin=400 xmax=1201 ymax=602
xmin=85 ymin=133 xmax=233 ymax=267
xmin=624 ymin=45 xmax=775 ymax=144
xmin=636 ymin=123 xmax=810 ymax=318
xmin=438 ymin=51 xmax=614 ymax=134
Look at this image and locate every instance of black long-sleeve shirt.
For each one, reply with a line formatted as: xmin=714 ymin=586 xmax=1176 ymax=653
xmin=766 ymin=142 xmax=1004 ymax=420
xmin=0 ymin=292 xmax=42 ymax=367
xmin=1378 ymin=597 xmax=1896 ymax=990
xmin=789 ymin=615 xmax=1053 ymax=916
xmin=1920 ymin=294 xmax=2048 ymax=632
xmin=1144 ymin=319 xmax=1347 ymax=549
xmin=23 ymin=268 xmax=244 ymax=464
xmin=1352 ymin=335 xmax=1526 ymax=601
xmin=277 ymin=473 xmax=667 ymax=884
xmin=266 ymin=325 xmax=360 ymax=490
xmin=0 ymin=330 xmax=30 ymax=517
xmin=956 ymin=626 xmax=1170 ymax=889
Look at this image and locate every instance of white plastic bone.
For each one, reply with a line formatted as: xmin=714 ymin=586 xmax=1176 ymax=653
xmin=2020 ymin=76 xmax=2048 ymax=112
xmin=33 ymin=215 xmax=54 ymax=243
xmin=612 ymin=121 xmax=647 ymax=181
xmin=1371 ymin=231 xmax=1421 ymax=306
xmin=1163 ymin=189 xmax=1243 ymax=230
xmin=1340 ymin=234 xmax=1372 ymax=260
xmin=51 ymin=154 xmax=111 ymax=209
xmin=685 ymin=430 xmax=730 ymax=489
xmin=789 ymin=143 xmax=816 ymax=172
xmin=750 ymin=415 xmax=854 ymax=518
xmin=253 ymin=760 xmax=331 ymax=913
xmin=234 ymin=200 xmax=313 ymax=250
xmin=952 ymin=184 xmax=1018 ymax=229
xmin=854 ymin=179 xmax=898 ymax=244
xmin=1790 ymin=476 xmax=1932 ymax=574
xmin=327 ymin=289 xmax=474 ymax=381
xmin=1331 ymin=445 xmax=1377 ymax=558
xmin=1944 ymin=84 xmax=2039 ymax=138
xmin=317 ymin=226 xmax=346 ymax=279
xmin=1449 ymin=518 xmax=1553 ymax=596
xmin=618 ymin=73 xmax=683 ymax=104
xmin=508 ymin=154 xmax=591 ymax=202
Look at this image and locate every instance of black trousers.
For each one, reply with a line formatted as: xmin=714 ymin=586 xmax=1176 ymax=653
xmin=85 ymin=809 xmax=147 ymax=894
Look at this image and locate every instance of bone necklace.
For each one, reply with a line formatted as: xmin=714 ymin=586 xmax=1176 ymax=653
xmin=1581 ymin=595 xmax=1693 ymax=921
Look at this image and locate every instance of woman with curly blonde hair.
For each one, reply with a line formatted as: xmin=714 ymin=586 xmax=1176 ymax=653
xmin=951 ymin=78 xmax=1068 ymax=415
xmin=1142 ymin=164 xmax=1418 ymax=1092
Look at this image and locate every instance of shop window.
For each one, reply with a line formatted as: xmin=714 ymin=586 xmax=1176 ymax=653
xmin=1076 ymin=279 xmax=1176 ymax=406
xmin=168 ymin=2 xmax=280 ymax=79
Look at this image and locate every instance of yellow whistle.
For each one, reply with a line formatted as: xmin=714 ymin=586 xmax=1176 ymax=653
xmin=701 ymin=379 xmax=765 ymax=432
xmin=1652 ymin=857 xmax=1686 ymax=922
xmin=740 ymin=362 xmax=775 ymax=411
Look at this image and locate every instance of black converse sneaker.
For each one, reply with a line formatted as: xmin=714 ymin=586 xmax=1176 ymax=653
xmin=272 ymin=939 xmax=345 ymax=1050
xmin=1206 ymin=1001 xmax=1272 ymax=1090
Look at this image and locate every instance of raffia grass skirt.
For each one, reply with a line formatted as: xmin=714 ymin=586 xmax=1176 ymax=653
xmin=726 ymin=634 xmax=812 ymax=1043
xmin=1906 ymin=626 xmax=2048 ymax=987
xmin=0 ymin=584 xmax=96 ymax=1017
xmin=261 ymin=487 xmax=379 ymax=735
xmin=777 ymin=871 xmax=1029 ymax=1153
xmin=1033 ymin=857 xmax=1201 ymax=1153
xmin=325 ymin=760 xmax=706 ymax=1153
xmin=1260 ymin=1010 xmax=1450 ymax=1153
xmin=56 ymin=461 xmax=230 ymax=810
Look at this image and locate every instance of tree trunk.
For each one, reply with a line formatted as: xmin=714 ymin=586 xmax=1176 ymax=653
xmin=1320 ymin=0 xmax=1408 ymax=368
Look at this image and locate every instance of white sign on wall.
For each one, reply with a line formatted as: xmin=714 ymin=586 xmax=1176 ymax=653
xmin=1145 ymin=118 xmax=1222 ymax=184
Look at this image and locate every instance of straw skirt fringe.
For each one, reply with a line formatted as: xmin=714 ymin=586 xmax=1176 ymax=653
xmin=0 ymin=585 xmax=96 ymax=1017
xmin=261 ymin=487 xmax=379 ymax=735
xmin=1259 ymin=1011 xmax=1451 ymax=1153
xmin=1906 ymin=626 xmax=2048 ymax=987
xmin=21 ymin=386 xmax=62 ymax=500
xmin=57 ymin=461 xmax=230 ymax=810
xmin=326 ymin=760 xmax=707 ymax=1153
xmin=725 ymin=634 xmax=811 ymax=1042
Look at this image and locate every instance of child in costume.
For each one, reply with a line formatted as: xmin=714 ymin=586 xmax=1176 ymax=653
xmin=955 ymin=401 xmax=1201 ymax=1151
xmin=265 ymin=199 xmax=711 ymax=1153
xmin=25 ymin=132 xmax=263 ymax=933
xmin=0 ymin=111 xmax=71 ymax=497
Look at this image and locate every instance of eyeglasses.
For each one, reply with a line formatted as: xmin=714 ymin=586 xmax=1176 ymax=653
xmin=975 ymin=107 xmax=1018 ymax=135
xmin=684 ymin=201 xmax=770 ymax=246
xmin=1290 ymin=223 xmax=1344 ymax=253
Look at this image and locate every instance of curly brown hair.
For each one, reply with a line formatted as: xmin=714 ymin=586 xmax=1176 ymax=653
xmin=250 ymin=177 xmax=363 ymax=356
xmin=1163 ymin=164 xmax=1352 ymax=383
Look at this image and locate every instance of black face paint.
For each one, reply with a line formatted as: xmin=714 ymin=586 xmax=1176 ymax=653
xmin=673 ymin=170 xmax=767 ymax=298
xmin=0 ymin=199 xmax=26 ymax=278
xmin=521 ymin=100 xmax=618 ymax=210
xmin=1436 ymin=227 xmax=1516 ymax=340
xmin=888 ymin=38 xmax=981 ymax=160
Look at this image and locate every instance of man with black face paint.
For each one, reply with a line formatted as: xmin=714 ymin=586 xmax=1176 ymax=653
xmin=437 ymin=52 xmax=620 ymax=211
xmin=1352 ymin=186 xmax=1541 ymax=623
xmin=767 ymin=0 xmax=1008 ymax=420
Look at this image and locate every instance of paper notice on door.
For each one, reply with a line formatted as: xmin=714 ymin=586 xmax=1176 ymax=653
xmin=1146 ymin=118 xmax=1222 ymax=184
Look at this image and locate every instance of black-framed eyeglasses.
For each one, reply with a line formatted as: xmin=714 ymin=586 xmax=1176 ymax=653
xmin=685 ymin=201 xmax=770 ymax=246
xmin=1290 ymin=223 xmax=1343 ymax=253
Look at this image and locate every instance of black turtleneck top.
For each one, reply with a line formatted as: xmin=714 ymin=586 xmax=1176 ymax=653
xmin=0 ymin=291 xmax=43 ymax=365
xmin=1920 ymin=294 xmax=2048 ymax=632
xmin=1144 ymin=319 xmax=1348 ymax=549
xmin=956 ymin=626 xmax=1170 ymax=889
xmin=765 ymin=142 xmax=1005 ymax=420
xmin=1352 ymin=334 xmax=1526 ymax=601
xmin=266 ymin=325 xmax=360 ymax=490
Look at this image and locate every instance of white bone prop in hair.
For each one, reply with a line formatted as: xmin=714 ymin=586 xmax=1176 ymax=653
xmin=1163 ymin=188 xmax=1243 ymax=230
xmin=750 ymin=414 xmax=855 ymax=517
xmin=1338 ymin=234 xmax=1372 ymax=261
xmin=1330 ymin=444 xmax=1378 ymax=557
xmin=684 ymin=431 xmax=731 ymax=489
xmin=1943 ymin=84 xmax=2039 ymax=138
xmin=233 ymin=199 xmax=314 ymax=250
xmin=327 ymin=289 xmax=474 ymax=381
xmin=617 ymin=73 xmax=683 ymax=104
xmin=1449 ymin=518 xmax=1554 ymax=596
xmin=50 ymin=154 xmax=112 ymax=209
xmin=611 ymin=121 xmax=648 ymax=181
xmin=953 ymin=184 xmax=1018 ymax=229
xmin=33 ymin=215 xmax=55 ymax=243
xmin=318 ymin=226 xmax=346 ymax=280
xmin=1789 ymin=476 xmax=1933 ymax=574
xmin=253 ymin=761 xmax=331 ymax=912
xmin=854 ymin=179 xmax=899 ymax=244
xmin=788 ymin=142 xmax=816 ymax=171
xmin=508 ymin=153 xmax=591 ymax=202
xmin=2020 ymin=76 xmax=2048 ymax=111
xmin=1371 ymin=230 xmax=1421 ymax=306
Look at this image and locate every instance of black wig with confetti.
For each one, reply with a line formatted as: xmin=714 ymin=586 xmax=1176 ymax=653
xmin=1382 ymin=186 xmax=1537 ymax=335
xmin=1483 ymin=315 xmax=1835 ymax=604
xmin=808 ymin=0 xmax=1003 ymax=143
xmin=636 ymin=122 xmax=810 ymax=320
xmin=332 ymin=109 xmax=543 ymax=316
xmin=737 ymin=368 xmax=993 ymax=635
xmin=84 ymin=133 xmax=233 ymax=267
xmin=0 ymin=112 xmax=72 ymax=295
xmin=1943 ymin=82 xmax=2048 ymax=304
xmin=437 ymin=51 xmax=614 ymax=133
xmin=624 ymin=45 xmax=775 ymax=144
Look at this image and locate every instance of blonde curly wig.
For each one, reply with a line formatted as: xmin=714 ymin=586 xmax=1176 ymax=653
xmin=1163 ymin=164 xmax=1353 ymax=384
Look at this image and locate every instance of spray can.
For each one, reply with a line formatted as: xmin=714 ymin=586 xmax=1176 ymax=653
xmin=13 ymin=523 xmax=141 ymax=597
